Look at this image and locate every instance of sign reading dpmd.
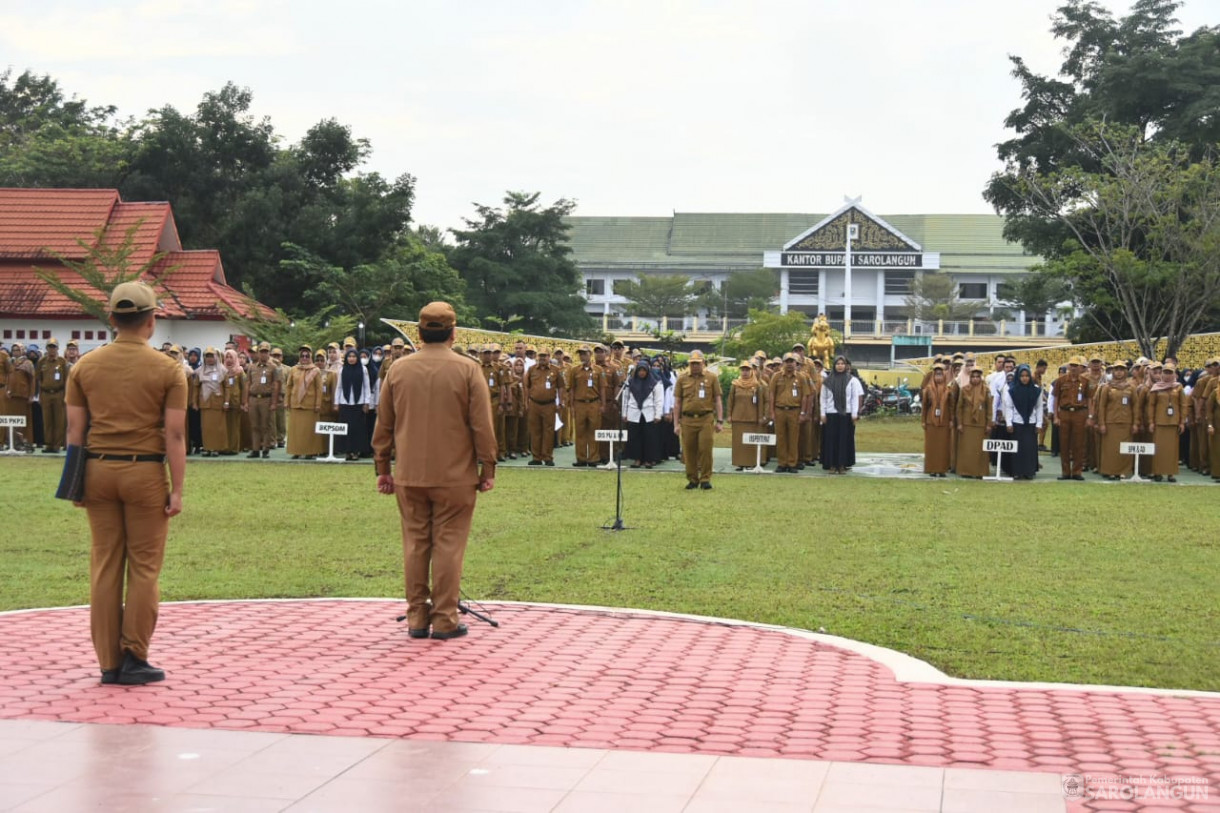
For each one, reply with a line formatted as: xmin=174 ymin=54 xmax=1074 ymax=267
xmin=781 ymin=252 xmax=924 ymax=268
xmin=983 ymin=439 xmax=1018 ymax=453
xmin=0 ymin=416 xmax=26 ymax=427
xmin=315 ymin=422 xmax=348 ymax=435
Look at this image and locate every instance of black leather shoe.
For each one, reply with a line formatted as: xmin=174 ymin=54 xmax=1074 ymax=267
xmin=431 ymin=624 xmax=468 ymax=640
xmin=700 ymin=482 xmax=712 ymax=490
xmin=572 ymin=461 xmax=586 ymax=467
xmin=528 ymin=459 xmax=542 ymax=466
xmin=544 ymin=460 xmax=554 ymax=466
xmin=685 ymin=482 xmax=699 ymax=490
xmin=1072 ymin=474 xmax=1084 ymax=481
xmin=100 ymin=669 xmax=119 ymax=685
xmin=1057 ymin=475 xmax=1070 ymax=480
xmin=117 ymin=652 xmax=165 ymax=685
xmin=262 ymin=450 xmax=270 ymax=458
xmin=247 ymin=451 xmax=260 ymax=458
xmin=407 ymin=628 xmax=430 ymax=639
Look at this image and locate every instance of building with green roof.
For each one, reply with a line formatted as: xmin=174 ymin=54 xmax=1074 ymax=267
xmin=565 ymin=201 xmax=1065 ymax=351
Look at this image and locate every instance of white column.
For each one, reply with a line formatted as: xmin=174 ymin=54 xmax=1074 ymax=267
xmin=818 ymin=270 xmax=826 ymax=314
xmin=779 ymin=268 xmax=790 ymax=314
xmin=844 ymin=224 xmax=856 ymax=338
xmin=875 ymin=271 xmax=885 ymax=327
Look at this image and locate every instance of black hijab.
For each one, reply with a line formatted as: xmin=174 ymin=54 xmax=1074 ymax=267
xmin=1008 ymin=364 xmax=1040 ymax=422
xmin=341 ymin=349 xmax=363 ymax=402
xmin=826 ymin=355 xmax=851 ymax=412
xmin=628 ymin=359 xmax=655 ymax=408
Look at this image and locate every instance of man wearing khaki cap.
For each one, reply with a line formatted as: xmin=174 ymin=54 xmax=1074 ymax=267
xmin=1050 ymin=355 xmax=1092 ymax=480
xmin=65 ymin=281 xmax=188 ymax=684
xmin=673 ymin=350 xmax=723 ymax=489
xmin=36 ymin=337 xmax=69 ymax=452
xmin=373 ymin=301 xmax=498 ymax=641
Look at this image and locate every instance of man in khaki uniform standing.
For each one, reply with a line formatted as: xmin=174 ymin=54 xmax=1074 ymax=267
xmin=596 ymin=344 xmax=625 ymax=464
xmin=479 ymin=346 xmax=511 ymax=462
xmin=244 ymin=342 xmax=282 ymax=458
xmin=373 ymin=301 xmax=497 ymax=640
xmin=769 ymin=353 xmax=812 ymax=473
xmin=525 ymin=348 xmax=564 ymax=465
xmin=36 ymin=337 xmax=70 ymax=453
xmin=65 ymin=282 xmax=187 ymax=684
xmin=566 ymin=345 xmax=604 ymax=466
xmin=270 ymin=347 xmax=287 ymax=446
xmin=673 ymin=350 xmax=723 ymax=489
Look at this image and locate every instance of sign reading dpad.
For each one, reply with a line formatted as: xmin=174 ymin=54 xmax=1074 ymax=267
xmin=983 ymin=439 xmax=1018 ymax=453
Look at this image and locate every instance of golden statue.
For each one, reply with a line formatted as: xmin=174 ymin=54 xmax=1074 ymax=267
xmin=807 ymin=314 xmax=835 ymax=367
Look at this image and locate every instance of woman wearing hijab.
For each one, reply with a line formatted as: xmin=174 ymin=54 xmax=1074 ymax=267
xmin=728 ymin=361 xmax=768 ymax=470
xmin=621 ymin=358 xmax=664 ymax=467
xmin=653 ymin=356 xmax=678 ymax=460
xmin=335 ymin=348 xmax=371 ymax=461
xmin=1001 ymin=363 xmax=1043 ymax=480
xmin=285 ymin=345 xmax=323 ymax=459
xmin=1146 ymin=363 xmax=1187 ymax=482
xmin=921 ymin=363 xmax=953 ymax=477
xmin=221 ymin=349 xmax=247 ymax=455
xmin=955 ymin=366 xmax=993 ymax=478
xmin=194 ymin=348 xmax=227 ymax=457
xmin=820 ymin=355 xmax=863 ymax=475
xmin=1096 ymin=362 xmax=1137 ymax=480
xmin=363 ymin=347 xmax=381 ymax=456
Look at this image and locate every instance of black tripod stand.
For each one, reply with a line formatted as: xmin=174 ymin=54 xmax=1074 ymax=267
xmin=601 ymin=386 xmax=629 ymax=532
xmin=395 ymin=591 xmax=499 ymax=629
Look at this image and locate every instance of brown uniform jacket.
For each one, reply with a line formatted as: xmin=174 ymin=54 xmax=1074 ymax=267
xmin=769 ymin=370 xmax=809 ymax=410
xmin=675 ymin=370 xmax=721 ymax=416
xmin=36 ymin=356 xmax=69 ymax=394
xmin=65 ymin=334 xmax=188 ymax=456
xmin=372 ymin=343 xmax=498 ymax=487
xmin=566 ymin=363 xmax=605 ymax=404
xmin=526 ymin=364 xmax=565 ymax=405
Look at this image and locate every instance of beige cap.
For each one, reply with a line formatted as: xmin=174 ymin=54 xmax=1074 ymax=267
xmin=688 ymin=350 xmax=705 ymax=362
xmin=419 ymin=301 xmax=457 ymax=329
xmin=109 ymin=281 xmax=158 ymax=314
xmin=257 ymin=341 xmax=271 ymax=351
xmin=390 ymin=337 xmax=406 ymax=347
xmin=1068 ymin=355 xmax=1084 ymax=367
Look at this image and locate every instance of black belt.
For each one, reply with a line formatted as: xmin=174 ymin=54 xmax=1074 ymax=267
xmin=86 ymin=452 xmax=166 ymax=463
xmin=683 ymin=411 xmax=712 ymax=417
xmin=42 ymin=388 xmax=64 ymax=393
xmin=531 ymin=398 xmax=555 ymax=404
xmin=576 ymin=398 xmax=600 ymax=403
xmin=251 ymin=393 xmax=272 ymax=398
xmin=776 ymin=405 xmax=800 ymax=410
xmin=1059 ymin=407 xmax=1085 ymax=412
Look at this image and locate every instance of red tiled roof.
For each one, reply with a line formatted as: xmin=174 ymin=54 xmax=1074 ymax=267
xmin=0 ymin=189 xmax=119 ymax=259
xmin=0 ymin=188 xmax=272 ymax=321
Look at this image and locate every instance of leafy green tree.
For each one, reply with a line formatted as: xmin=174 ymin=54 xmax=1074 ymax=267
xmin=221 ymin=298 xmax=357 ymax=356
xmin=723 ymin=309 xmax=809 ymax=360
xmin=1011 ymin=123 xmax=1220 ymax=358
xmin=996 ymin=272 xmax=1071 ymax=321
xmin=698 ymin=269 xmax=779 ymax=318
xmin=617 ymin=274 xmax=694 ymax=318
xmin=903 ymin=272 xmax=979 ymax=322
xmin=0 ymin=69 xmax=131 ymax=187
xmin=33 ymin=221 xmax=180 ymax=330
xmin=449 ymin=191 xmax=593 ymax=335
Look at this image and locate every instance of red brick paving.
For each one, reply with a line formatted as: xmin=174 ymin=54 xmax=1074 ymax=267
xmin=0 ymin=600 xmax=1217 ymax=809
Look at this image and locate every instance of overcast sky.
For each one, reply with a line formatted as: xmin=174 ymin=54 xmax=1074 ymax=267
xmin=2 ymin=1 xmax=1216 ymax=232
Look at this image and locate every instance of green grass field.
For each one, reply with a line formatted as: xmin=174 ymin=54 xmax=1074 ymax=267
xmin=3 ymin=431 xmax=1218 ymax=691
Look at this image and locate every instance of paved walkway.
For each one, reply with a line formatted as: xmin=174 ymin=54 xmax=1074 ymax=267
xmin=1 ymin=600 xmax=1217 ymax=811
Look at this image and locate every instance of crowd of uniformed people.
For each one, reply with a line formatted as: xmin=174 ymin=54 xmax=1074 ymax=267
xmin=4 ymin=332 xmax=1217 ymax=486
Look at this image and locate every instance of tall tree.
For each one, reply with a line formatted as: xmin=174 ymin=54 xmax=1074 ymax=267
xmin=903 ymin=272 xmax=979 ymax=322
xmin=723 ymin=309 xmax=809 ymax=361
xmin=698 ymin=268 xmax=779 ymax=318
xmin=449 ymin=191 xmax=593 ymax=335
xmin=617 ymin=274 xmax=694 ymax=318
xmin=996 ymin=271 xmax=1070 ymax=321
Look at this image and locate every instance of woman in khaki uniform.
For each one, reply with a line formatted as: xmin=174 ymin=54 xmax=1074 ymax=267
xmin=221 ymin=349 xmax=247 ymax=455
xmin=285 ymin=346 xmax=324 ymax=458
xmin=505 ymin=359 xmax=526 ymax=459
xmin=728 ymin=361 xmax=767 ymax=470
xmin=954 ymin=367 xmax=993 ymax=479
xmin=194 ymin=348 xmax=227 ymax=457
xmin=315 ymin=350 xmax=339 ymax=455
xmin=1145 ymin=363 xmax=1187 ymax=482
xmin=921 ymin=363 xmax=953 ymax=477
xmin=1096 ymin=362 xmax=1137 ymax=480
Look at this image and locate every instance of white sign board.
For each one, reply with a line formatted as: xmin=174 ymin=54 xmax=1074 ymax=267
xmin=983 ymin=439 xmax=1018 ymax=453
xmin=315 ymin=422 xmax=348 ymax=435
xmin=744 ymin=433 xmax=777 ymax=445
xmin=1120 ymin=443 xmax=1154 ymax=456
xmin=594 ymin=430 xmax=628 ymax=442
xmin=0 ymin=416 xmax=27 ymax=427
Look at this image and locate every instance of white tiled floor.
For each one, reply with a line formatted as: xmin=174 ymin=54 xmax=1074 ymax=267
xmin=0 ymin=720 xmax=1069 ymax=812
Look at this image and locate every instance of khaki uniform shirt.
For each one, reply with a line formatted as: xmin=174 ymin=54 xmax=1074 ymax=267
xmin=372 ymin=344 xmax=498 ymax=487
xmin=769 ymin=370 xmax=809 ymax=410
xmin=675 ymin=370 xmax=721 ymax=416
xmin=566 ymin=364 xmax=605 ymax=403
xmin=1096 ymin=382 xmax=1136 ymax=427
xmin=65 ymin=334 xmax=188 ymax=455
xmin=1147 ymin=385 xmax=1186 ymax=427
xmin=36 ymin=356 xmax=69 ymax=394
xmin=247 ymin=361 xmax=281 ymax=397
xmin=526 ymin=364 xmax=565 ymax=404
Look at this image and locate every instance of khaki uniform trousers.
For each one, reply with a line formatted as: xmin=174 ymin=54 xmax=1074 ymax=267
xmin=774 ymin=408 xmax=801 ymax=468
xmin=249 ymin=396 xmax=274 ymax=450
xmin=395 ymin=485 xmax=477 ymax=634
xmin=275 ymin=405 xmax=287 ymax=444
xmin=528 ymin=402 xmax=557 ymax=461
xmin=491 ymin=398 xmax=506 ymax=458
xmin=572 ymin=401 xmax=601 ymax=463
xmin=680 ymin=413 xmax=715 ymax=484
xmin=40 ymin=390 xmax=66 ymax=450
xmin=1058 ymin=409 xmax=1089 ymax=476
xmin=85 ymin=459 xmax=169 ymax=670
